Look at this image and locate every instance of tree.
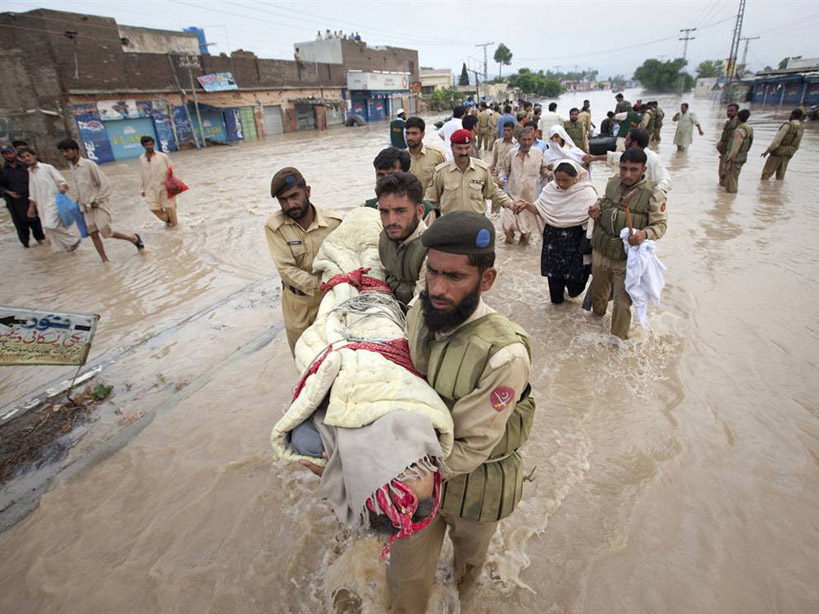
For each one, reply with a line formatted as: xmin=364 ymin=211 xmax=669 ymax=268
xmin=611 ymin=74 xmax=627 ymax=91
xmin=459 ymin=63 xmax=469 ymax=86
xmin=494 ymin=43 xmax=513 ymax=79
xmin=696 ymin=59 xmax=724 ymax=78
xmin=429 ymin=86 xmax=460 ymax=111
xmin=778 ymin=55 xmax=801 ymax=69
xmin=633 ymin=58 xmax=694 ymax=92
xmin=507 ymin=68 xmax=562 ymax=97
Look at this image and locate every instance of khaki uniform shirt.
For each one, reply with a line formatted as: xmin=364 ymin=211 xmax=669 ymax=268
xmin=424 ymin=158 xmax=513 ymax=216
xmin=490 ymin=137 xmax=517 ymax=176
xmin=264 ymin=206 xmax=342 ymax=296
xmin=409 ymin=143 xmax=446 ymax=195
xmin=500 ymin=147 xmax=551 ymax=202
xmin=726 ymin=124 xmax=750 ymax=162
xmin=765 ymin=121 xmax=800 ymax=154
xmin=578 ymin=110 xmax=593 ymax=135
xmin=407 ymin=298 xmax=531 ymax=475
xmin=69 ymin=157 xmax=111 ymax=213
xmin=639 ymin=182 xmax=668 ymax=241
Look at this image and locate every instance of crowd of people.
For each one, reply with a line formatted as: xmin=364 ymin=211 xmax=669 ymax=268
xmin=316 ymin=28 xmax=361 ymax=41
xmin=0 ymin=90 xmax=807 ymax=614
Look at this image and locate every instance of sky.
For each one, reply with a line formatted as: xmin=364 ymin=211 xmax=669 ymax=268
xmin=4 ymin=0 xmax=819 ymax=79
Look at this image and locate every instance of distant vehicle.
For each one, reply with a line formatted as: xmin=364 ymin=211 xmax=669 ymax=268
xmin=808 ymin=105 xmax=818 ymax=121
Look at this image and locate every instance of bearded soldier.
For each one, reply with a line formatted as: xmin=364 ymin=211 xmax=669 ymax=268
xmin=388 ymin=211 xmax=535 ymax=613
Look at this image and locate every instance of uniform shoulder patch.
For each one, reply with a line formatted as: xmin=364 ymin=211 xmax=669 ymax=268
xmin=490 ymin=386 xmax=516 ymax=412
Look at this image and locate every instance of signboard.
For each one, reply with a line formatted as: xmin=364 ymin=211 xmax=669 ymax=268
xmin=97 ymin=99 xmax=152 ymax=121
xmin=346 ymin=71 xmax=410 ymax=92
xmin=197 ymin=72 xmax=238 ymax=92
xmin=0 ymin=307 xmax=99 ymax=366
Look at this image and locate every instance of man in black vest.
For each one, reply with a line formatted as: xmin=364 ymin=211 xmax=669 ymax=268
xmin=376 ymin=172 xmax=428 ymax=308
xmin=388 ymin=211 xmax=534 ymax=613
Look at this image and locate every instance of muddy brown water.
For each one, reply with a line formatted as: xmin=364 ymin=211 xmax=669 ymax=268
xmin=1 ymin=89 xmax=818 ymax=613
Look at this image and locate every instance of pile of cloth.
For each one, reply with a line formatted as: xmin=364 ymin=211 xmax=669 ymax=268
xmin=620 ymin=227 xmax=667 ymax=328
xmin=270 ymin=207 xmax=454 ymax=557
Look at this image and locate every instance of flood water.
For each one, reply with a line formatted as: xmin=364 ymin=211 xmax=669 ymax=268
xmin=1 ymin=88 xmax=818 ymax=613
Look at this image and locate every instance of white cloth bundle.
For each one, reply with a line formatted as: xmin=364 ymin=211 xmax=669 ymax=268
xmin=620 ymin=228 xmax=666 ymax=328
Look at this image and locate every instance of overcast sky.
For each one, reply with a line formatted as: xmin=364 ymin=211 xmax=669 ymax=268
xmin=5 ymin=0 xmax=819 ymax=78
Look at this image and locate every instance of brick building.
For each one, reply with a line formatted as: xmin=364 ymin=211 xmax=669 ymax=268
xmin=0 ymin=9 xmax=419 ymax=164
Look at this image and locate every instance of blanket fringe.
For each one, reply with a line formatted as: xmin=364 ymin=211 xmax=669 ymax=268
xmin=363 ymin=456 xmax=443 ymax=562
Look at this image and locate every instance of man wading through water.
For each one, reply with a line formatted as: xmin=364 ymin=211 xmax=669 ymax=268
xmin=389 ymin=211 xmax=535 ymax=613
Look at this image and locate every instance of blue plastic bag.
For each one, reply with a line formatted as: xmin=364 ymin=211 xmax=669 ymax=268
xmin=55 ymin=193 xmax=89 ymax=238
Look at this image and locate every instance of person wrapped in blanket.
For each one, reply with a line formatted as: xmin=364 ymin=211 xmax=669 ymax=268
xmin=270 ymin=207 xmax=455 ymax=558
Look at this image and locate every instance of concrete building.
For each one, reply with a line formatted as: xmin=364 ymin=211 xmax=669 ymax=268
xmin=0 ymin=9 xmax=420 ymax=163
xmin=747 ymin=58 xmax=819 ymax=106
xmin=419 ymin=69 xmax=453 ymax=94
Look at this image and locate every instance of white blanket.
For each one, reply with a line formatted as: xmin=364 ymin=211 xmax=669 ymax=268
xmin=620 ymin=228 xmax=666 ymax=328
xmin=271 ymin=207 xmax=454 ymax=465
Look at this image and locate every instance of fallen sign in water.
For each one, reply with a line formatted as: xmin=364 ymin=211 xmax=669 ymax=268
xmin=0 ymin=307 xmax=100 ymax=366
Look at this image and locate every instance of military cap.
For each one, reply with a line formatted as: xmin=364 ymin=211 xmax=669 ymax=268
xmin=0 ymin=145 xmax=13 ymax=153
xmin=421 ymin=211 xmax=495 ymax=255
xmin=270 ymin=167 xmax=305 ymax=197
xmin=449 ymin=128 xmax=473 ymax=145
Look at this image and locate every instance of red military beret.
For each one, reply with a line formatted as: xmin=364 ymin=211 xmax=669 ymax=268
xmin=450 ymin=129 xmax=473 ymax=144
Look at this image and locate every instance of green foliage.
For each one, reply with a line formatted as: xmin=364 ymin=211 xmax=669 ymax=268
xmin=459 ymin=63 xmax=469 ymax=86
xmin=429 ymin=86 xmax=460 ymax=111
xmin=633 ymin=58 xmax=694 ymax=92
xmin=92 ymin=383 xmax=113 ymax=401
xmin=494 ymin=43 xmax=513 ymax=79
xmin=696 ymin=59 xmax=724 ymax=78
xmin=507 ymin=68 xmax=563 ymax=97
xmin=778 ymin=55 xmax=801 ymax=70
xmin=610 ymin=74 xmax=627 ymax=90
xmin=420 ymin=66 xmax=434 ymax=70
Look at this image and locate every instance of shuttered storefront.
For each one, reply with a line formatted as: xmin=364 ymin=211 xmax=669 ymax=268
xmin=263 ymin=105 xmax=284 ymax=136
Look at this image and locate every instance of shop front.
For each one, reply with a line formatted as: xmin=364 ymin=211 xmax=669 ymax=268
xmin=346 ymin=71 xmax=410 ymax=123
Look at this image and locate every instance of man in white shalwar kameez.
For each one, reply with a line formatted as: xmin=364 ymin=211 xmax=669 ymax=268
xmin=499 ymin=127 xmax=550 ymax=245
xmin=19 ymin=148 xmax=80 ymax=253
xmin=672 ymin=103 xmax=704 ymax=152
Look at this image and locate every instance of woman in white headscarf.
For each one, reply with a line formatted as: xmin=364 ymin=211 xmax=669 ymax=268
xmin=545 ymin=125 xmax=588 ymax=171
xmin=517 ymin=159 xmax=598 ymax=304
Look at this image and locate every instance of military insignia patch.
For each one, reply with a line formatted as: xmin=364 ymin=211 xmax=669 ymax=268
xmin=490 ymin=386 xmax=515 ymax=412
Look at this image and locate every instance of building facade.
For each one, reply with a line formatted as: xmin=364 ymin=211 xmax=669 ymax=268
xmin=0 ymin=9 xmax=418 ymax=163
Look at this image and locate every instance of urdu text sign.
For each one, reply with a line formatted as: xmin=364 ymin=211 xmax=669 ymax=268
xmin=0 ymin=307 xmax=99 ymax=366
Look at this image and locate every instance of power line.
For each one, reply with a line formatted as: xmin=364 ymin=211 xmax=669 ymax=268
xmin=739 ymin=35 xmax=760 ymax=74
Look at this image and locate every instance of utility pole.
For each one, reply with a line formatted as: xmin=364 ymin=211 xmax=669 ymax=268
xmin=723 ymin=0 xmax=747 ymax=103
xmin=178 ymin=55 xmax=207 ymax=148
xmin=739 ymin=35 xmax=760 ymax=76
xmin=475 ymin=42 xmax=494 ymax=82
xmin=466 ymin=67 xmax=482 ymax=101
xmin=678 ymin=27 xmax=696 ymax=95
xmin=167 ymin=54 xmax=200 ymax=150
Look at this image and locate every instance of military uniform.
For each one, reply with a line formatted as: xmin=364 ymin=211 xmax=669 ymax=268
xmin=378 ymin=220 xmax=427 ymax=307
xmin=477 ymin=109 xmax=494 ymax=152
xmin=614 ymin=111 xmax=643 ymax=151
xmin=408 ymin=143 xmax=446 ymax=196
xmin=652 ymin=107 xmax=665 ymax=145
xmin=563 ymin=119 xmax=589 ymax=153
xmin=615 ymin=99 xmax=632 ymax=114
xmin=717 ymin=116 xmax=739 ymax=186
xmin=761 ymin=119 xmax=803 ymax=180
xmin=266 ymin=168 xmax=342 ymax=354
xmin=387 ymin=212 xmax=535 ymax=614
xmin=724 ymin=123 xmax=753 ymax=194
xmin=589 ymin=175 xmax=668 ymax=339
xmin=425 ymin=157 xmax=513 ymax=216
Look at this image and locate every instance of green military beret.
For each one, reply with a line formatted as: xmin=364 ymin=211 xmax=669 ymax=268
xmin=421 ymin=211 xmax=495 ymax=255
xmin=270 ymin=167 xmax=305 ymax=197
